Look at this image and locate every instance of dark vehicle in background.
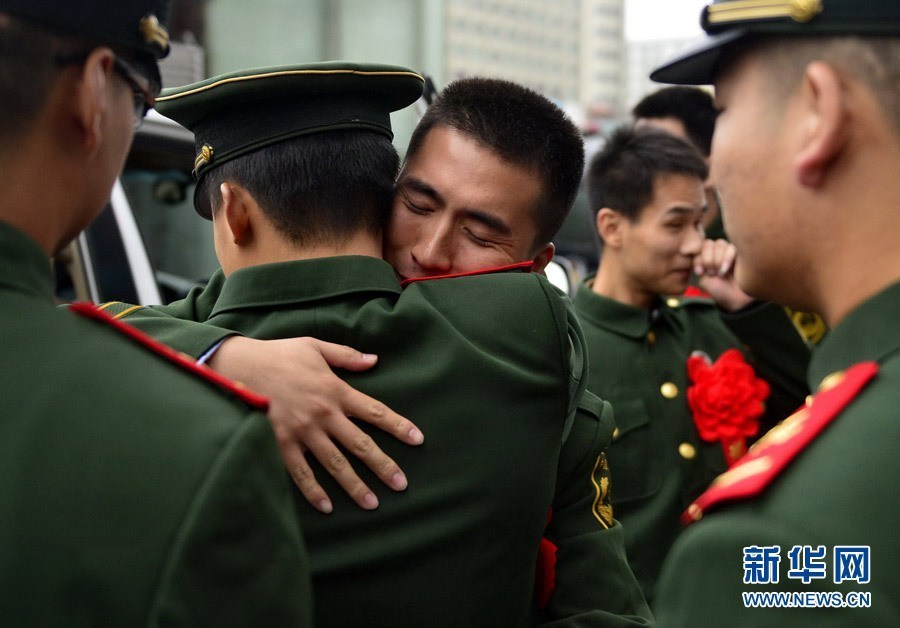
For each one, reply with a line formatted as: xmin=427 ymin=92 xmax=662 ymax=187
xmin=55 ymin=110 xmax=217 ymax=305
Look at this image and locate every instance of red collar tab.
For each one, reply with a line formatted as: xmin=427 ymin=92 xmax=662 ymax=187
xmin=683 ymin=285 xmax=710 ymax=299
xmin=69 ymin=302 xmax=269 ymax=410
xmin=400 ymin=260 xmax=535 ymax=287
xmin=534 ymin=508 xmax=557 ymax=610
xmin=681 ymin=361 xmax=879 ymax=526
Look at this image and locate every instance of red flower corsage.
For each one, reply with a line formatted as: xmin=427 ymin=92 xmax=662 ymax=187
xmin=686 ymin=348 xmax=770 ymax=466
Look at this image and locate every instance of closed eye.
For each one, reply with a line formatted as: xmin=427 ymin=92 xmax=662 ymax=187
xmin=464 ymin=228 xmax=493 ymax=247
xmin=400 ymin=188 xmax=432 ymax=215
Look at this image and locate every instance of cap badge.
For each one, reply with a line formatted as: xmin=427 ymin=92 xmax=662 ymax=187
xmin=139 ymin=14 xmax=170 ymax=53
xmin=705 ymin=0 xmax=823 ymax=27
xmin=194 ymin=144 xmax=214 ymax=176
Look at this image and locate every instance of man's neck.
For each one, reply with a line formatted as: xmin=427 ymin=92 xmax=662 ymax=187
xmin=227 ymin=229 xmax=384 ymax=275
xmin=591 ymin=255 xmax=655 ymax=310
xmin=0 ymin=150 xmax=74 ymax=257
xmin=798 ymin=136 xmax=900 ymax=327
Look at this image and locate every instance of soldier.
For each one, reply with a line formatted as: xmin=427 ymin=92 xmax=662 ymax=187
xmin=0 ymin=0 xmax=311 ymax=625
xmin=632 ymin=85 xmax=829 ymax=342
xmin=385 ymin=77 xmax=575 ymax=281
xmin=111 ymin=64 xmax=652 ymax=627
xmin=649 ymin=0 xmax=900 ymax=624
xmin=632 ymin=86 xmax=723 ymax=238
xmin=129 ymin=75 xmax=595 ymax=514
xmin=574 ymin=125 xmax=809 ymax=603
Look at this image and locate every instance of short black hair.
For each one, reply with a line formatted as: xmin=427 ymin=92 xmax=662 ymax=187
xmin=0 ymin=12 xmax=159 ymax=142
xmin=752 ymin=35 xmax=900 ymax=137
xmin=196 ymin=129 xmax=399 ymax=246
xmin=0 ymin=14 xmax=84 ymax=140
xmin=406 ymin=77 xmax=584 ymax=252
xmin=587 ymin=125 xmax=708 ymax=223
xmin=631 ymin=86 xmax=717 ymax=156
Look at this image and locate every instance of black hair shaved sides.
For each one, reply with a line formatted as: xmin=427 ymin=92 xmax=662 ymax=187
xmin=197 ymin=129 xmax=399 ymax=246
xmin=0 ymin=14 xmax=87 ymax=141
xmin=587 ymin=125 xmax=708 ymax=223
xmin=631 ymin=86 xmax=717 ymax=157
xmin=407 ymin=77 xmax=585 ymax=251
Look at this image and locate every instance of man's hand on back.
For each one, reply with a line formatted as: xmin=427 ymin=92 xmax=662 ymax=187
xmin=210 ymin=336 xmax=424 ymax=513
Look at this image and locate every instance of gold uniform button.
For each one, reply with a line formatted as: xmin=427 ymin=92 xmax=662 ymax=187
xmin=612 ymin=427 xmax=621 ymax=441
xmin=666 ymin=297 xmax=680 ymax=308
xmin=661 ymin=382 xmax=679 ymax=399
xmin=646 ymin=330 xmax=657 ymax=345
xmin=818 ymin=370 xmax=845 ymax=393
xmin=686 ymin=503 xmax=703 ymax=522
xmin=679 ymin=442 xmax=697 ymax=460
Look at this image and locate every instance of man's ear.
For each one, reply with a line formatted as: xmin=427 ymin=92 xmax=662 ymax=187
xmin=530 ymin=242 xmax=555 ymax=274
xmin=219 ymin=182 xmax=253 ymax=245
xmin=596 ymin=208 xmax=623 ymax=248
xmin=74 ymin=48 xmax=116 ymax=155
xmin=794 ymin=61 xmax=848 ymax=188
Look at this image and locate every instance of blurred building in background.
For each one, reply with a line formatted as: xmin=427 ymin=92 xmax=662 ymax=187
xmin=444 ymin=0 xmax=625 ymax=119
xmin=625 ymin=37 xmax=695 ymax=112
xmin=160 ymin=0 xmax=636 ymax=144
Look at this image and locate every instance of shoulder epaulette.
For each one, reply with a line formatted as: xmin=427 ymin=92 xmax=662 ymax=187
xmin=400 ymin=260 xmax=533 ymax=287
xmin=97 ymin=300 xmax=146 ymax=320
xmin=70 ymin=302 xmax=268 ymax=410
xmin=681 ymin=361 xmax=879 ymax=525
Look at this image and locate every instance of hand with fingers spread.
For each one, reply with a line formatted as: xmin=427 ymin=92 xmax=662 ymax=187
xmin=210 ymin=335 xmax=424 ymax=513
xmin=694 ymin=238 xmax=754 ymax=312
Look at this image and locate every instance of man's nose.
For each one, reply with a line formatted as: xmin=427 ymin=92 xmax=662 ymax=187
xmin=411 ymin=226 xmax=453 ymax=274
xmin=683 ymin=223 xmax=705 ymax=256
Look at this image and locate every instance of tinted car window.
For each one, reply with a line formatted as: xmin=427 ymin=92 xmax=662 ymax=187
xmin=121 ymin=170 xmax=217 ymax=302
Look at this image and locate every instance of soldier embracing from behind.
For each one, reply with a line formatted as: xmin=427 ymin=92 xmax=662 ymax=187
xmin=0 ymin=1 xmax=312 ymax=625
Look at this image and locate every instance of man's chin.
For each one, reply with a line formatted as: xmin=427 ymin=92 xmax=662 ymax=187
xmin=663 ymin=277 xmax=691 ymax=297
xmin=397 ymin=267 xmax=448 ymax=282
xmin=393 ymin=265 xmax=414 ymax=282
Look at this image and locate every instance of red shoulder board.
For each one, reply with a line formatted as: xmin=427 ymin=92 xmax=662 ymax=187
xmin=681 ymin=361 xmax=879 ymax=525
xmin=70 ymin=302 xmax=269 ymax=410
xmin=400 ymin=260 xmax=534 ymax=287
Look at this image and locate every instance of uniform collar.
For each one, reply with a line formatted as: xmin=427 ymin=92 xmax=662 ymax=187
xmin=0 ymin=220 xmax=55 ymax=303
xmin=809 ymin=281 xmax=900 ymax=389
xmin=573 ymin=279 xmax=683 ymax=339
xmin=210 ymin=255 xmax=400 ymax=316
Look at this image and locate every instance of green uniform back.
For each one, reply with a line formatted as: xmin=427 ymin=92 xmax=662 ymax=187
xmin=119 ymin=255 xmax=654 ymax=627
xmin=0 ymin=222 xmax=312 ymax=627
xmin=205 ymin=257 xmax=574 ymax=627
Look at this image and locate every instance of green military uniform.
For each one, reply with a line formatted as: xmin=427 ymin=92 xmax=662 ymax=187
xmin=0 ymin=1 xmax=311 ymax=625
xmin=105 ymin=61 xmax=654 ymax=626
xmin=573 ymin=284 xmax=808 ymax=602
xmin=648 ymin=1 xmax=900 ymax=624
xmin=0 ymin=221 xmax=312 ymax=626
xmin=117 ymin=256 xmax=653 ymax=627
xmin=653 ymin=281 xmax=900 ymax=626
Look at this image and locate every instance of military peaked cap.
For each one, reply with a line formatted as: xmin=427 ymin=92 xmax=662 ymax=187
xmin=0 ymin=0 xmax=171 ymax=59
xmin=652 ymin=0 xmax=900 ymax=85
xmin=155 ymin=61 xmax=424 ymax=217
